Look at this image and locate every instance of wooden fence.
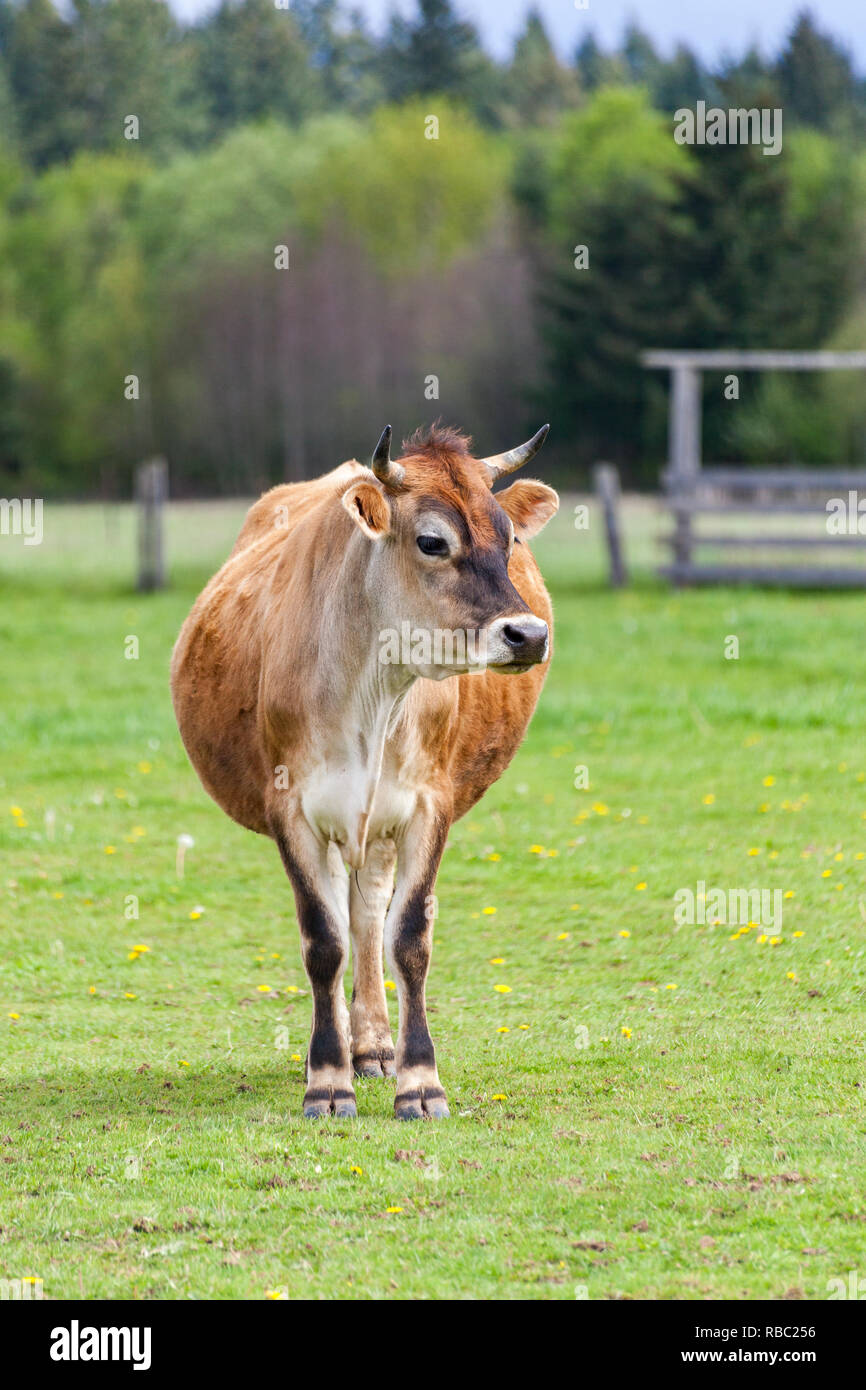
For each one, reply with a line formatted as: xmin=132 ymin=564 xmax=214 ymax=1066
xmin=135 ymin=456 xmax=168 ymax=592
xmin=642 ymin=351 xmax=866 ymax=587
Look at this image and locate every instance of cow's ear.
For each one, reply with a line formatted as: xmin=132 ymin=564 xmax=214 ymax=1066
xmin=342 ymin=481 xmax=391 ymax=540
xmin=495 ymin=480 xmax=559 ymax=540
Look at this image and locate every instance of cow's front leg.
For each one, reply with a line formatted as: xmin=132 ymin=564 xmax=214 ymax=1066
xmin=385 ymin=806 xmax=450 ymax=1120
xmin=275 ymin=821 xmax=355 ymax=1119
xmin=349 ymin=837 xmax=397 ymax=1078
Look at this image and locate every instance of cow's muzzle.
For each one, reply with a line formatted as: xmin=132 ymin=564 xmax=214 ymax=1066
xmin=486 ymin=614 xmax=549 ymax=670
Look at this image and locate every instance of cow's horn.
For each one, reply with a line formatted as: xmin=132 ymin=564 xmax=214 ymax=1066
xmin=482 ymin=424 xmax=550 ymax=484
xmin=371 ymin=424 xmax=405 ymax=486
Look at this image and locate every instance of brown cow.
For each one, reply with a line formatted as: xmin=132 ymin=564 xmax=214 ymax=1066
xmin=171 ymin=424 xmax=558 ymax=1120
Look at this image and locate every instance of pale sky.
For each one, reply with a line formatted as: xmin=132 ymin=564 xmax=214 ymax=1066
xmin=171 ymin=0 xmax=866 ymax=67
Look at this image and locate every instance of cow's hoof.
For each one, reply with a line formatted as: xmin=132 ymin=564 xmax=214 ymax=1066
xmin=395 ymin=1087 xmax=450 ymax=1121
xmin=303 ymin=1087 xmax=357 ymax=1119
xmin=353 ymin=1048 xmax=397 ymax=1080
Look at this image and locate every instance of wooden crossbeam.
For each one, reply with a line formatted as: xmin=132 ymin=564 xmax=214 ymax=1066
xmin=661 ymin=563 xmax=866 ymax=587
xmin=644 ymin=351 xmax=866 ymax=371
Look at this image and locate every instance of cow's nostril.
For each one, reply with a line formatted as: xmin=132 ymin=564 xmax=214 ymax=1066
xmin=502 ymin=624 xmax=527 ymax=647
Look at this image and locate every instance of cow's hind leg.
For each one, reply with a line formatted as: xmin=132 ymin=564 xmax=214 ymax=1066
xmin=275 ymin=821 xmax=355 ymax=1119
xmin=349 ymin=837 xmax=397 ymax=1078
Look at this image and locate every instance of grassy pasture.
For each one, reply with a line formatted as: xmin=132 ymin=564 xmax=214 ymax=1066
xmin=1 ymin=496 xmax=865 ymax=1300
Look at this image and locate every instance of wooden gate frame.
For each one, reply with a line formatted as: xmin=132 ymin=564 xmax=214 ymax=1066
xmin=642 ymin=350 xmax=866 ymax=586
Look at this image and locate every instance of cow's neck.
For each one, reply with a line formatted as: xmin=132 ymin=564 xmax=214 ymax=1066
xmin=307 ymin=542 xmax=420 ymax=868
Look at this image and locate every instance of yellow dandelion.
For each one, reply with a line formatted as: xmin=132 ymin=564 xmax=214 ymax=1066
xmin=635 ymin=881 xmax=647 ymax=891
xmin=786 ymin=972 xmax=798 ymax=981
xmin=748 ymin=848 xmax=760 ymax=857
xmin=385 ymin=1206 xmax=403 ymax=1214
xmin=793 ymin=930 xmax=804 ymax=938
xmin=189 ymin=910 xmax=202 ymax=920
xmin=763 ymin=776 xmax=775 ymax=787
xmin=9 ymin=805 xmax=23 ymax=816
xmin=702 ymin=794 xmax=715 ymax=805
xmin=556 ymin=932 xmax=570 ymax=941
xmin=8 ymin=1011 xmax=20 ymax=1020
xmin=88 ymin=985 xmax=96 ymax=995
xmin=621 ymin=1027 xmax=631 ymax=1038
xmin=350 ymin=1165 xmax=363 ymax=1176
xmin=491 ymin=1093 xmax=507 ymax=1101
xmin=757 ymin=934 xmax=768 ymax=944
xmin=487 ymin=852 xmax=501 ymax=862
xmin=256 ymin=984 xmax=273 ymax=993
xmin=665 ymin=983 xmax=677 ymax=990
xmin=489 ymin=957 xmax=505 ymax=965
xmin=529 ymin=844 xmax=545 ymax=854
xmin=290 ymin=1053 xmax=301 ymax=1061
xmin=769 ymin=936 xmax=782 ymax=946
xmin=104 ymin=846 xmax=116 ymax=855
xmin=482 ymin=906 xmax=497 ymax=916
xmin=137 ymin=761 xmax=152 ymax=774
xmin=494 ymin=984 xmax=512 ymax=994
xmin=784 ymin=890 xmax=795 ymax=899
xmin=592 ymin=802 xmax=608 ymax=816
xmin=496 ymin=1026 xmax=510 ymax=1034
xmin=124 ymin=992 xmax=136 ymax=1000
xmin=384 ymin=979 xmax=396 ymax=991
xmin=618 ymin=929 xmax=630 ymax=938
xmin=822 ymin=869 xmax=832 ymax=878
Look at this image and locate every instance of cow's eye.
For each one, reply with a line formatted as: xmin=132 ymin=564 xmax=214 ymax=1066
xmin=417 ymin=535 xmax=449 ymax=556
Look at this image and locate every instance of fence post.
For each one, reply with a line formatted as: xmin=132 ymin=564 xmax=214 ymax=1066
xmin=594 ymin=462 xmax=627 ymax=588
xmin=135 ymin=456 xmax=168 ymax=592
xmin=669 ymin=364 xmax=701 ymax=580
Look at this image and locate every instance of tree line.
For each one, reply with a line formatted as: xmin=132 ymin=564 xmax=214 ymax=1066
xmin=0 ymin=0 xmax=865 ymax=495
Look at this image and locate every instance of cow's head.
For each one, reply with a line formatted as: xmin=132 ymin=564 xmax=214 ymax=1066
xmin=341 ymin=423 xmax=559 ymax=679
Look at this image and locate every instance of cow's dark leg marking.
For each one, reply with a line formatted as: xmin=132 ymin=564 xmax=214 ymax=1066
xmin=275 ymin=825 xmax=355 ymax=1119
xmin=386 ymin=810 xmax=450 ymax=1120
xmin=349 ymin=838 xmax=397 ymax=1078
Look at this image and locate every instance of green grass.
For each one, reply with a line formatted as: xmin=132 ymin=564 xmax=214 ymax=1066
xmin=1 ymin=498 xmax=865 ymax=1300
